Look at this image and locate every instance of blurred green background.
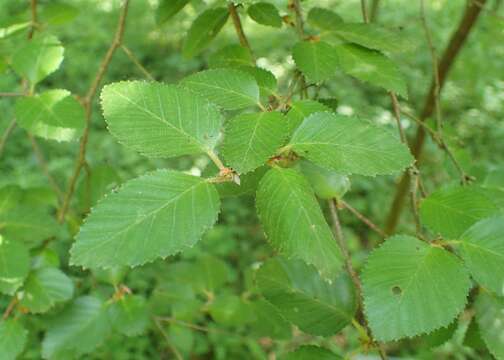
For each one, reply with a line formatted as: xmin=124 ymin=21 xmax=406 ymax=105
xmin=1 ymin=0 xmax=503 ymax=359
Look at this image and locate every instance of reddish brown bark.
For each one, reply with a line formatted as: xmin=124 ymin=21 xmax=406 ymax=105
xmin=385 ymin=0 xmax=487 ymax=234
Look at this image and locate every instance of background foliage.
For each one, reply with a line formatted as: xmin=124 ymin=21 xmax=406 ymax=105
xmin=1 ymin=0 xmax=503 ymax=359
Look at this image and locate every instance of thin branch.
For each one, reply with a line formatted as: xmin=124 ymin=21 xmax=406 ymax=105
xmin=154 ymin=317 xmax=183 ymax=360
xmin=290 ymin=0 xmax=309 ymax=100
xmin=340 ymin=200 xmax=386 ymax=238
xmin=121 ymin=45 xmax=155 ymax=81
xmin=0 ymin=119 xmax=16 ymax=158
xmin=27 ymin=0 xmax=37 ymax=39
xmin=402 ymin=110 xmax=470 ymax=182
xmin=228 ymin=3 xmax=254 ymax=59
xmin=58 ymin=0 xmax=130 ymax=223
xmin=419 ymin=0 xmax=442 ymax=134
xmin=389 ymin=93 xmax=424 ymax=239
xmin=2 ymin=296 xmax=18 ymax=320
xmin=385 ymin=0 xmax=487 ymax=234
xmin=389 ymin=92 xmax=407 ymax=144
xmin=328 ymin=200 xmax=388 ymax=360
xmin=28 ymin=134 xmax=64 ymax=200
xmin=361 ymin=0 xmax=370 ymax=23
xmin=291 ymin=0 xmax=305 ymax=37
xmin=206 ymin=149 xmax=226 ymax=171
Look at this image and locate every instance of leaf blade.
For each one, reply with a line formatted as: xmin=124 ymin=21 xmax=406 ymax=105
xmin=256 ymin=167 xmax=343 ymax=277
xmin=221 ymin=111 xmax=286 ymax=174
xmin=289 ymin=112 xmax=413 ymax=176
xmin=362 ymin=235 xmax=471 ymax=341
xmin=180 ymin=68 xmax=260 ymax=110
xmin=100 ymin=81 xmax=223 ymax=158
xmin=70 ymin=170 xmax=220 ymax=269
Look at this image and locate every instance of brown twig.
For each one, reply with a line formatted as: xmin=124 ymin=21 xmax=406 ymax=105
xmin=401 ymin=109 xmax=469 ymax=182
xmin=340 ymin=200 xmax=386 ymax=238
xmin=389 ymin=93 xmax=424 ymax=239
xmin=2 ymin=296 xmax=18 ymax=320
xmin=328 ymin=200 xmax=388 ymax=360
xmin=121 ymin=45 xmax=155 ymax=81
xmin=228 ymin=3 xmax=254 ymax=59
xmin=385 ymin=0 xmax=487 ymax=234
xmin=58 ymin=0 xmax=130 ymax=223
xmin=27 ymin=0 xmax=37 ymax=39
xmin=419 ymin=0 xmax=442 ymax=135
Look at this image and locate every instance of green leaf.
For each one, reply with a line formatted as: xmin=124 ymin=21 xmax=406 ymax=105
xmin=156 ymin=0 xmax=190 ymax=24
xmin=238 ymin=66 xmax=278 ymax=98
xmin=419 ymin=185 xmax=498 ymax=239
xmin=180 ymin=68 xmax=260 ymax=110
xmin=307 ymin=7 xmax=343 ymax=31
xmin=162 ymin=256 xmax=231 ymax=294
xmin=335 ymin=44 xmax=408 ymax=98
xmin=0 ymin=185 xmax=23 ymax=214
xmin=100 ymin=81 xmax=223 ymax=158
xmin=256 ymin=257 xmax=356 ymax=336
xmin=288 ymin=112 xmax=413 ymax=176
xmin=70 ymin=170 xmax=220 ymax=269
xmin=0 ymin=319 xmax=28 ymax=360
xmin=247 ymin=2 xmax=282 ymax=28
xmin=12 ymin=35 xmax=64 ymax=86
xmin=250 ymin=299 xmax=291 ymax=340
xmin=285 ymin=100 xmax=331 ymax=135
xmin=298 ymin=160 xmax=350 ymax=200
xmin=208 ymin=44 xmax=254 ymax=68
xmin=362 ymin=235 xmax=471 ymax=341
xmin=221 ymin=111 xmax=286 ymax=174
xmin=182 ymin=7 xmax=229 ymax=58
xmin=40 ymin=3 xmax=80 ymax=26
xmin=208 ymin=294 xmax=254 ymax=326
xmin=42 ymin=296 xmax=111 ymax=359
xmin=282 ymin=345 xmax=341 ymax=360
xmin=475 ymin=290 xmax=504 ymax=359
xmin=0 ymin=206 xmax=59 ymax=248
xmin=15 ymin=89 xmax=85 ymax=142
xmin=108 ymin=295 xmax=150 ymax=336
xmin=458 ymin=216 xmax=504 ymax=295
xmin=256 ymin=168 xmax=343 ymax=277
xmin=76 ymin=164 xmax=121 ymax=213
xmin=292 ymin=41 xmax=339 ymax=83
xmin=0 ymin=22 xmax=30 ymax=39
xmin=20 ymin=267 xmax=74 ymax=313
xmin=331 ymin=23 xmax=414 ymax=53
xmin=0 ymin=236 xmax=30 ymax=295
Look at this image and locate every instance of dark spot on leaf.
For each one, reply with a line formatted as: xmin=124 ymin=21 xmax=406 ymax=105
xmin=392 ymin=286 xmax=402 ymax=296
